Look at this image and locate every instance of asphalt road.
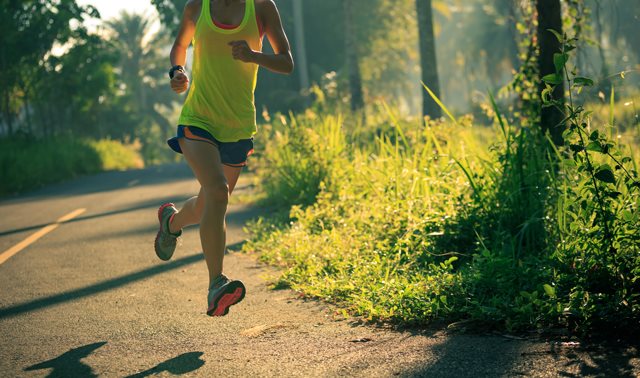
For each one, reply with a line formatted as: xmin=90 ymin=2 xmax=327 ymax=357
xmin=0 ymin=164 xmax=638 ymax=377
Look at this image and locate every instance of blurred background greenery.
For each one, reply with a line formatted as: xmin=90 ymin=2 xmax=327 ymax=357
xmin=2 ymin=1 xmax=638 ymax=176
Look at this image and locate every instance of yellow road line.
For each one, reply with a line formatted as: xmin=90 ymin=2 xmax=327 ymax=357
xmin=0 ymin=208 xmax=87 ymax=266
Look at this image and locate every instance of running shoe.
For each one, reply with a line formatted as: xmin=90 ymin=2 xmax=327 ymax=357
xmin=154 ymin=203 xmax=182 ymax=261
xmin=207 ymin=274 xmax=246 ymax=316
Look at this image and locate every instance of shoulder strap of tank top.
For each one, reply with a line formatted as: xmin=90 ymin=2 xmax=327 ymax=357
xmin=199 ymin=0 xmax=210 ymax=27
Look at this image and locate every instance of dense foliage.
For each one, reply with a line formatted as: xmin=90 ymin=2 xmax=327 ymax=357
xmin=0 ymin=1 xmax=176 ymax=164
xmin=246 ymin=93 xmax=639 ymax=337
xmin=245 ymin=22 xmax=640 ymax=334
xmin=0 ymin=136 xmax=143 ymax=196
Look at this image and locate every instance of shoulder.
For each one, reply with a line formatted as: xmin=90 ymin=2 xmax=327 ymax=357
xmin=184 ymin=0 xmax=202 ymax=17
xmin=255 ymin=0 xmax=278 ymax=16
xmin=184 ymin=0 xmax=202 ymax=22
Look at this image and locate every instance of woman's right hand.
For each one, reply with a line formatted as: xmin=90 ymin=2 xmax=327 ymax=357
xmin=171 ymin=71 xmax=190 ymax=94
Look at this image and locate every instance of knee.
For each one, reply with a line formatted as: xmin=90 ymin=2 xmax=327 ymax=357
xmin=203 ymin=182 xmax=229 ymax=205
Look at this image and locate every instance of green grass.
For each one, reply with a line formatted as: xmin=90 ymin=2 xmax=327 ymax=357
xmin=244 ymin=105 xmax=640 ymax=335
xmin=0 ymin=136 xmax=143 ymax=196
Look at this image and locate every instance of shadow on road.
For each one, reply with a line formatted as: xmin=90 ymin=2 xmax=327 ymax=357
xmin=402 ymin=334 xmax=525 ymax=377
xmin=402 ymin=333 xmax=639 ymax=377
xmin=0 ymin=194 xmax=193 ymax=237
xmin=0 ymin=242 xmax=246 ymax=319
xmin=125 ymin=352 xmax=205 ymax=377
xmin=24 ymin=341 xmax=107 ymax=378
xmin=550 ymin=343 xmax=639 ymax=377
xmin=0 ymin=193 xmax=260 ymax=238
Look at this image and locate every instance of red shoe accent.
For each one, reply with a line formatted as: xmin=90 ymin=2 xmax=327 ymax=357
xmin=157 ymin=203 xmax=175 ymax=224
xmin=207 ymin=284 xmax=245 ymax=317
xmin=214 ymin=287 xmax=244 ymax=316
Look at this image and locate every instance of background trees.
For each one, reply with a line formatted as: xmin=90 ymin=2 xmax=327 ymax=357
xmin=0 ymin=0 xmax=98 ymax=136
xmin=2 ymin=0 xmax=639 ymax=155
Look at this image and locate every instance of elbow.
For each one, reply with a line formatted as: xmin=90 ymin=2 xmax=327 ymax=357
xmin=284 ymin=54 xmax=294 ymax=75
xmin=285 ymin=60 xmax=294 ymax=75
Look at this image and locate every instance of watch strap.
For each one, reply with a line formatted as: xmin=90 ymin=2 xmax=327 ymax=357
xmin=169 ymin=65 xmax=185 ymax=79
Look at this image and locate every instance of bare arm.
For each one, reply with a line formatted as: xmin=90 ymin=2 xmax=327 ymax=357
xmin=169 ymin=0 xmax=199 ymax=93
xmin=229 ymin=0 xmax=294 ymax=74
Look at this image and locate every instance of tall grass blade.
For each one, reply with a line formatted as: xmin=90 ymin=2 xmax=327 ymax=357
xmin=609 ymin=84 xmax=615 ymax=139
xmin=421 ymin=82 xmax=458 ymax=125
xmin=453 ymin=157 xmax=481 ymax=198
xmin=489 ymin=92 xmax=510 ymax=147
xmin=381 ymin=101 xmax=410 ymax=151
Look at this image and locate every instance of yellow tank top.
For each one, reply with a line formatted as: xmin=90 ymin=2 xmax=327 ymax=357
xmin=178 ymin=0 xmax=262 ymax=142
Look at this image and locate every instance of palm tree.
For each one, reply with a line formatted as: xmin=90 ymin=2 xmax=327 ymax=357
xmin=107 ymin=12 xmax=174 ymax=136
xmin=416 ymin=0 xmax=442 ymax=120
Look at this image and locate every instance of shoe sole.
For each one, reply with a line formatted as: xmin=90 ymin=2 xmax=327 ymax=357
xmin=207 ymin=281 xmax=246 ymax=317
xmin=154 ymin=203 xmax=175 ymax=261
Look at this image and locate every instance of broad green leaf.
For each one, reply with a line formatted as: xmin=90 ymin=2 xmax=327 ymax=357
xmin=573 ymin=77 xmax=594 ymax=86
xmin=569 ymin=144 xmax=584 ymax=152
xmin=543 ymin=284 xmax=556 ymax=298
xmin=586 ymin=141 xmax=603 ymax=153
xmin=547 ymin=28 xmax=563 ymax=43
xmin=542 ymin=73 xmax=563 ymax=85
xmin=554 ymin=53 xmax=568 ymax=73
xmin=606 ymin=191 xmax=622 ymax=199
xmin=595 ymin=165 xmax=616 ymax=184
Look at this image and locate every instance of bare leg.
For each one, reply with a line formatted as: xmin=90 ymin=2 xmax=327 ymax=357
xmin=170 ymin=165 xmax=243 ymax=233
xmin=176 ymin=139 xmax=230 ymax=285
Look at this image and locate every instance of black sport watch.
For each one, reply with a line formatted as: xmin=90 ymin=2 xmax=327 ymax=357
xmin=169 ymin=65 xmax=185 ymax=79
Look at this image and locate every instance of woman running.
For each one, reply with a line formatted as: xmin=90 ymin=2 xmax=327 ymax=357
xmin=154 ymin=0 xmax=293 ymax=316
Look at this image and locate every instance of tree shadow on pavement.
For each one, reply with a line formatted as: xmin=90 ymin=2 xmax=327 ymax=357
xmin=0 ymin=194 xmax=260 ymax=238
xmin=0 ymin=194 xmax=193 ymax=237
xmin=403 ymin=333 xmax=639 ymax=377
xmin=125 ymin=352 xmax=205 ymax=377
xmin=0 ymin=241 xmax=243 ymax=319
xmin=551 ymin=343 xmax=639 ymax=377
xmin=401 ymin=334 xmax=526 ymax=377
xmin=24 ymin=341 xmax=107 ymax=378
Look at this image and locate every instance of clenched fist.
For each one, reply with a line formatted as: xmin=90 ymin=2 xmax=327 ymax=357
xmin=229 ymin=40 xmax=257 ymax=63
xmin=171 ymin=70 xmax=189 ymax=94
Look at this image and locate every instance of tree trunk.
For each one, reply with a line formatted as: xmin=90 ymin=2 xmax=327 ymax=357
xmin=292 ymin=0 xmax=309 ymax=91
xmin=343 ymin=0 xmax=364 ymax=112
xmin=594 ymin=0 xmax=610 ymax=91
xmin=537 ymin=0 xmax=565 ymax=146
xmin=3 ymin=90 xmax=13 ymax=136
xmin=416 ymin=0 xmax=442 ymax=120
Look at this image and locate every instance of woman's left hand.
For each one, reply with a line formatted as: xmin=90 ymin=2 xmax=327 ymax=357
xmin=229 ymin=40 xmax=257 ymax=63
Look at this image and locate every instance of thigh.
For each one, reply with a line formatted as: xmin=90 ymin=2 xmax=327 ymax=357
xmin=178 ymin=138 xmax=227 ymax=193
xmin=223 ymin=166 xmax=243 ymax=194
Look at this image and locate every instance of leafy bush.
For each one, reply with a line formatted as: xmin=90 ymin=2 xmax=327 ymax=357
xmin=0 ymin=136 xmax=143 ymax=196
xmin=89 ymin=139 xmax=144 ymax=171
xmin=255 ymin=114 xmax=346 ymax=208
